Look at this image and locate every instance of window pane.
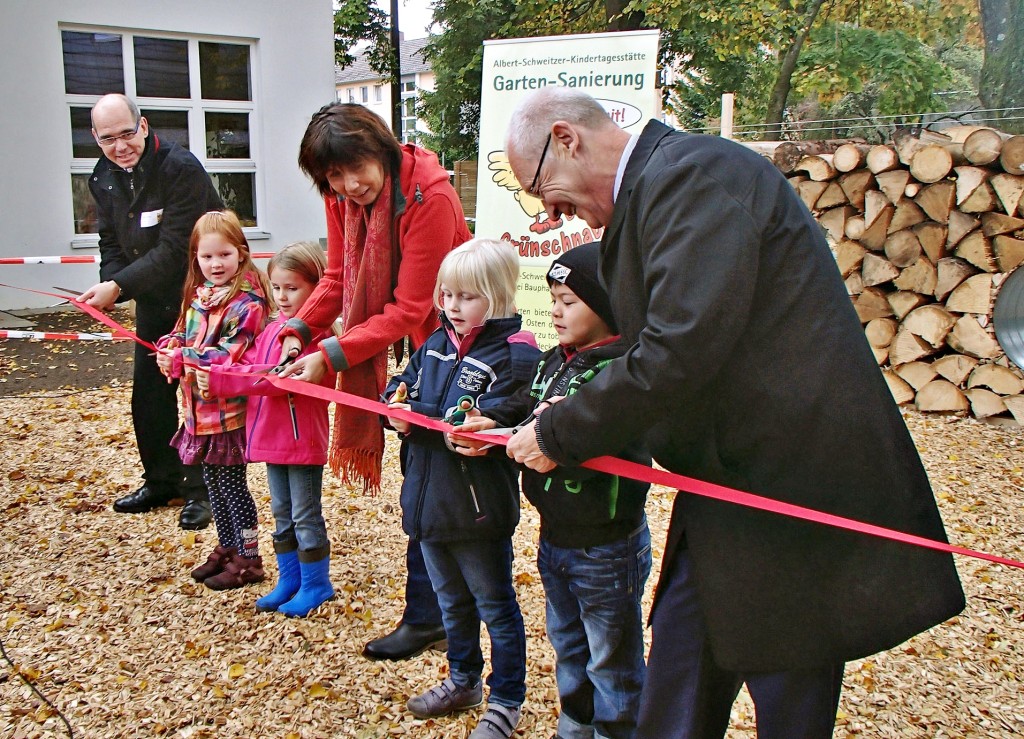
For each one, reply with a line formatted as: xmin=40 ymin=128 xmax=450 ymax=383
xmin=210 ymin=173 xmax=256 ymax=226
xmin=206 ymin=112 xmax=250 ymax=158
xmin=71 ymin=174 xmax=98 ymax=234
xmin=199 ymin=42 xmax=251 ymax=101
xmin=70 ymin=107 xmax=102 ymax=159
xmin=140 ymin=109 xmax=189 ymax=150
xmin=62 ymin=31 xmax=124 ymax=95
xmin=134 ymin=37 xmax=189 ymax=98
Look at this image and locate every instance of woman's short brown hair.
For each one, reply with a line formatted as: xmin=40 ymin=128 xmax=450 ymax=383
xmin=298 ymin=103 xmax=403 ymax=196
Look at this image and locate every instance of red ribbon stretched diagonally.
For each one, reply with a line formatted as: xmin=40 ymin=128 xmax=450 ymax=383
xmin=5 ymin=282 xmax=1023 ymax=571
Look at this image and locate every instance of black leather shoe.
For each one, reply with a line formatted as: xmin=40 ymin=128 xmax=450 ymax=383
xmin=112 ymin=485 xmax=173 ymax=513
xmin=179 ymin=499 xmax=212 ymax=530
xmin=362 ymin=621 xmax=447 ymax=661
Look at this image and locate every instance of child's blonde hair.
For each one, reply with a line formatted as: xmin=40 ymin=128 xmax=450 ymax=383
xmin=434 ymin=238 xmax=519 ymax=320
xmin=268 ymin=241 xmax=340 ymax=336
xmin=268 ymin=241 xmax=327 ymax=287
xmin=179 ymin=210 xmax=273 ymax=323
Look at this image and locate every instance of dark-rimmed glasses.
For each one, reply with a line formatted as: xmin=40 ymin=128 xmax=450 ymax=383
xmin=95 ymin=120 xmax=141 ymax=147
xmin=528 ymin=133 xmax=552 ymax=196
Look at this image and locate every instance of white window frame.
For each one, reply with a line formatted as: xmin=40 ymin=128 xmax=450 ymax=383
xmin=63 ymin=25 xmax=264 ymax=247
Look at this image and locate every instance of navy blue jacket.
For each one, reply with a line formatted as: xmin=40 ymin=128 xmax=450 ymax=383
xmin=386 ymin=314 xmax=539 ymax=543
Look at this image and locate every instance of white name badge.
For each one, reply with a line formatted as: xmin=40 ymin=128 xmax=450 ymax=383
xmin=140 ymin=209 xmax=164 ymax=228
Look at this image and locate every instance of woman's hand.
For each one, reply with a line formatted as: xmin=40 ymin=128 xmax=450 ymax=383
xmin=450 ymin=415 xmax=498 ymax=456
xmin=278 ymin=335 xmax=302 ymax=365
xmin=278 ymin=351 xmax=327 ymax=383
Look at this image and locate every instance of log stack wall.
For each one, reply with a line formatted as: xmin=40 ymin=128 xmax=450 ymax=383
xmin=765 ymin=127 xmax=1024 ymax=423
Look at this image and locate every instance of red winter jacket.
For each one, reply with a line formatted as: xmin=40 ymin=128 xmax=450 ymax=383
xmin=285 ymin=144 xmax=472 ymax=368
xmin=207 ymin=315 xmax=336 ymax=465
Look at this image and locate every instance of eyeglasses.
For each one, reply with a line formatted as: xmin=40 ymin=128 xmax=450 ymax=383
xmin=527 ymin=133 xmax=552 ymax=196
xmin=95 ymin=120 xmax=141 ymax=147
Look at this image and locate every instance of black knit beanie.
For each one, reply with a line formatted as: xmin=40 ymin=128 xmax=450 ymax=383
xmin=545 ymin=242 xmax=617 ymax=332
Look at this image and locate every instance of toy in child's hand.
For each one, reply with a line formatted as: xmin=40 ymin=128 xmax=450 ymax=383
xmin=446 ymin=395 xmax=475 ymax=426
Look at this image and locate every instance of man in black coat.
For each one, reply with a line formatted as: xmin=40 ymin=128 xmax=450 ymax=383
xmin=80 ymin=94 xmax=222 ymax=530
xmin=503 ymin=87 xmax=965 ymax=737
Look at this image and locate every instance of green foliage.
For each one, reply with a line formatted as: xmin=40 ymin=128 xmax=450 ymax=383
xmin=796 ymin=24 xmax=951 ymax=115
xmin=340 ymin=0 xmax=984 ymax=155
xmin=334 ymin=0 xmax=393 ymax=78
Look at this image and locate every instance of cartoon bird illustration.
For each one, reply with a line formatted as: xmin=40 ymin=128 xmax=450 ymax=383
xmin=487 ymin=150 xmax=565 ymax=234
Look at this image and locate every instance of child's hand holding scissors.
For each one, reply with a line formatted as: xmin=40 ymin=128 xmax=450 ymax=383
xmin=387 ymin=382 xmax=412 ymax=434
xmin=450 ymin=415 xmax=498 ymax=456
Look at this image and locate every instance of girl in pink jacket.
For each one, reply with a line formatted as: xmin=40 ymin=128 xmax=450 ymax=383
xmin=199 ymin=242 xmax=338 ymax=616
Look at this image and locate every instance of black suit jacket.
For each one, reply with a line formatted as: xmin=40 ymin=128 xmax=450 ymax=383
xmin=538 ymin=120 xmax=965 ymax=671
xmin=91 ymin=133 xmax=223 ymax=309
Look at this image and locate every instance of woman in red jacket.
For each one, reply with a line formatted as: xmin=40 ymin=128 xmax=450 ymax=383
xmin=278 ymin=103 xmax=472 ymax=660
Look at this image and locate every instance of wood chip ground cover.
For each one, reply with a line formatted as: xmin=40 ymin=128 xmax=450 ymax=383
xmin=1 ymin=386 xmax=1022 ymax=738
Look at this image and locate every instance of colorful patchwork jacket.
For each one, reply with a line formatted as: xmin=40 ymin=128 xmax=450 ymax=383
xmin=158 ymin=274 xmax=268 ymax=436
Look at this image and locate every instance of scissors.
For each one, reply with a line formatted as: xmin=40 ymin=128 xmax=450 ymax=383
xmin=445 ymin=395 xmax=476 ymax=426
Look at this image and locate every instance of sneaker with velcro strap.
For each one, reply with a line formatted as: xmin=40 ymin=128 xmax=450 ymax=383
xmin=469 ymin=703 xmax=522 ymax=738
xmin=407 ymin=677 xmax=483 ymax=718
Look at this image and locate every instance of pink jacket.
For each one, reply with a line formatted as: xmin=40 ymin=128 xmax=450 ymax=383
xmin=207 ymin=315 xmax=337 ymax=465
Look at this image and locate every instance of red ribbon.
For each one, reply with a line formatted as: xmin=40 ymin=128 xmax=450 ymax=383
xmin=5 ymin=283 xmax=1023 ymax=571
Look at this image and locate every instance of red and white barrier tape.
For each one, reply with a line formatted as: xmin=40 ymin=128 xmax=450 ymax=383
xmin=0 ymin=330 xmax=125 ymax=341
xmin=1 ymin=253 xmax=275 ymax=266
xmin=4 ymin=281 xmax=1023 ymax=571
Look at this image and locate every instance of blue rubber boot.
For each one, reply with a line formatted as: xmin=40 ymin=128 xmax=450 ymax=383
xmin=255 ymin=549 xmax=300 ymax=612
xmin=278 ymin=553 xmax=335 ymax=618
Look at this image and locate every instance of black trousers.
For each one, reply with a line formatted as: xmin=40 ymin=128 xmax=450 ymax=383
xmin=132 ymin=300 xmax=204 ymax=495
xmin=636 ymin=547 xmax=844 ymax=739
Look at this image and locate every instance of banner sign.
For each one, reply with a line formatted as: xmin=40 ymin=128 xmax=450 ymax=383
xmin=476 ymin=30 xmax=660 ymax=347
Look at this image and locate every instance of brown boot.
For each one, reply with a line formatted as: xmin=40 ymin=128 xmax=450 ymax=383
xmin=191 ymin=546 xmax=237 ymax=582
xmin=204 ymin=553 xmax=265 ymax=591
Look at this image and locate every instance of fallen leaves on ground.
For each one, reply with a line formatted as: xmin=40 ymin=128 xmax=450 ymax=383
xmin=0 ymin=386 xmax=1022 ymax=738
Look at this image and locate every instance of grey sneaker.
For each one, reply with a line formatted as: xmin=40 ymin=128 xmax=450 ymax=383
xmin=469 ymin=703 xmax=522 ymax=738
xmin=407 ymin=677 xmax=483 ymax=718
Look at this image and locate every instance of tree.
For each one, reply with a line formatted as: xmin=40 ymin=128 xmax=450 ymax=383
xmin=979 ymin=0 xmax=1024 ymax=133
xmin=334 ymin=0 xmax=393 ymax=79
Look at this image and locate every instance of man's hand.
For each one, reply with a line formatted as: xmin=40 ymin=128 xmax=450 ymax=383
xmin=450 ymin=415 xmax=498 ymax=457
xmin=506 ymin=417 xmax=557 ymax=472
xmin=278 ymin=352 xmax=327 ymax=383
xmin=78 ymin=281 xmax=121 ymax=311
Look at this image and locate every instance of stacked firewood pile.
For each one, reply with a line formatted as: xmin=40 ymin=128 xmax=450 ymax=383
xmin=770 ymin=127 xmax=1024 ymax=423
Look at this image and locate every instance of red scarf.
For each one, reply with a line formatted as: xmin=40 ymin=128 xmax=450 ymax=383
xmin=330 ymin=175 xmax=394 ymax=492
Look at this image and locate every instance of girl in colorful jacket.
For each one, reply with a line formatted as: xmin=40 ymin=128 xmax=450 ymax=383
xmin=199 ymin=242 xmax=338 ymax=617
xmin=385 ymin=238 xmax=539 ymax=739
xmin=156 ymin=210 xmax=270 ymax=590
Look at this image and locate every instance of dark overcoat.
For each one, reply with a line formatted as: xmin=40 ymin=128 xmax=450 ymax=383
xmin=538 ymin=120 xmax=965 ymax=671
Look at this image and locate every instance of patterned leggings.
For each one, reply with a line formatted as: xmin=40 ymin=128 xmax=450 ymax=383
xmin=202 ymin=463 xmax=259 ymax=559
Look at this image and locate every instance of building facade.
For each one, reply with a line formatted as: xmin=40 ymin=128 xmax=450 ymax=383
xmin=335 ymin=37 xmax=435 ymax=146
xmin=0 ymin=0 xmax=335 ymax=309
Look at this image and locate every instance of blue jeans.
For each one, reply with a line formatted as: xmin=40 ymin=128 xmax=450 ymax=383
xmin=420 ymin=538 xmax=527 ymax=708
xmin=539 ymin=522 xmax=652 ymax=739
xmin=265 ymin=463 xmax=328 ymax=553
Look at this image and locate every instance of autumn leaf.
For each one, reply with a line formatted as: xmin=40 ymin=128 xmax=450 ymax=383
xmin=228 ymin=663 xmax=245 ymax=679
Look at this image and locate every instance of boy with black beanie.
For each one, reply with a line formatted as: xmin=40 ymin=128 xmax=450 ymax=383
xmin=454 ymin=242 xmax=652 ymax=739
